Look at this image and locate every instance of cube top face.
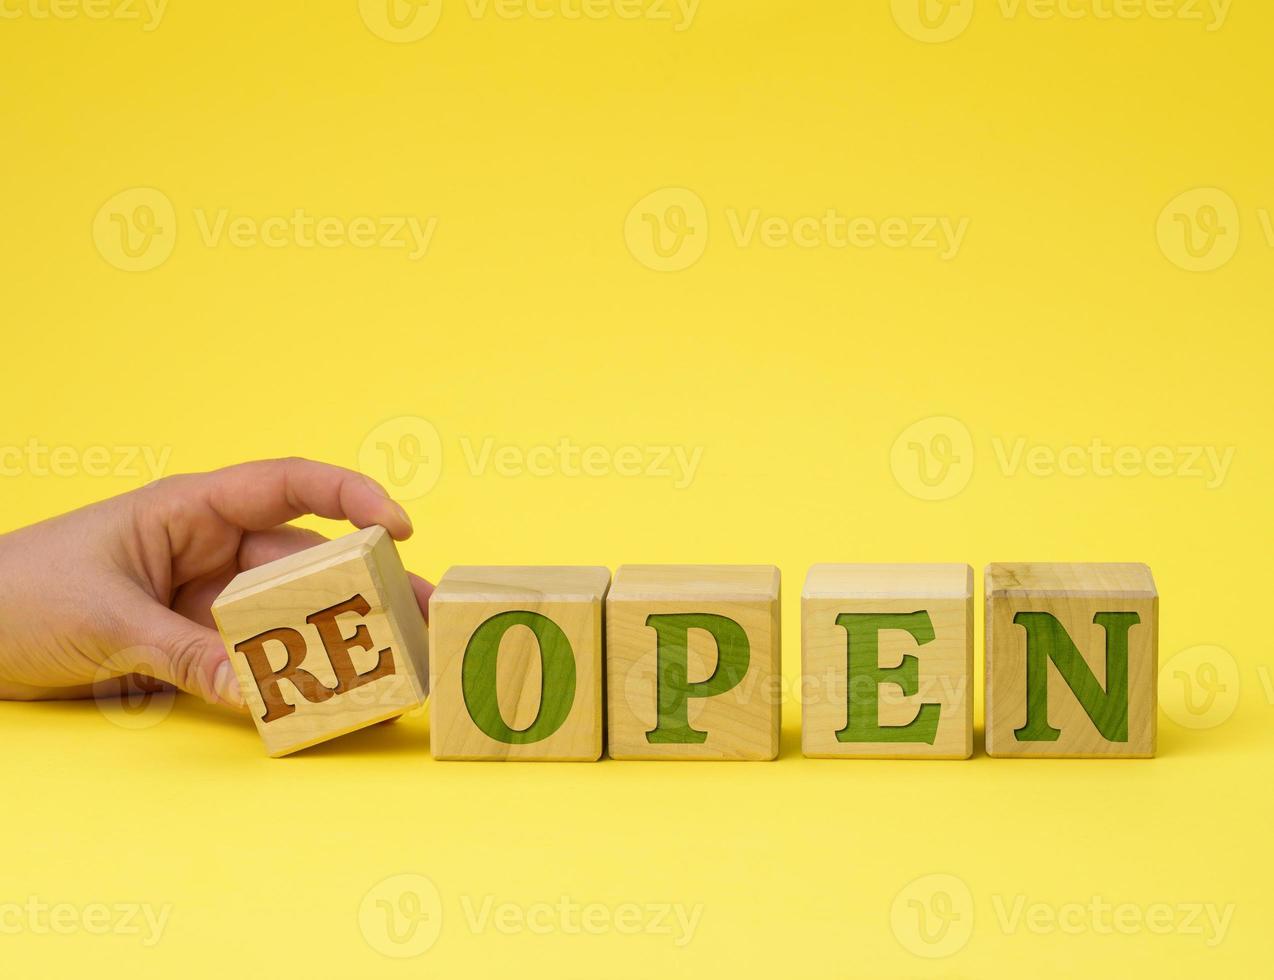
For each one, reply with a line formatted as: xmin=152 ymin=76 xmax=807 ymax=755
xmin=611 ymin=564 xmax=780 ymax=601
xmin=802 ymin=564 xmax=973 ymax=760
xmin=803 ymin=563 xmax=973 ymax=599
xmin=985 ymin=562 xmax=1157 ymax=759
xmin=607 ymin=564 xmax=781 ymax=761
xmin=986 ymin=562 xmax=1156 ymax=598
xmin=211 ymin=526 xmax=430 ymax=757
xmin=433 ymin=565 xmax=611 ymax=602
xmin=216 ymin=525 xmax=386 ymax=603
xmin=428 ymin=566 xmax=610 ymax=761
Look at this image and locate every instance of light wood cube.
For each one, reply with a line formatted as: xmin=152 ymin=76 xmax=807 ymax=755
xmin=606 ymin=565 xmax=781 ymax=761
xmin=428 ymin=566 xmax=610 ymax=761
xmin=802 ymin=564 xmax=973 ymax=759
xmin=211 ymin=526 xmax=429 ymax=757
xmin=985 ymin=563 xmax=1157 ymax=758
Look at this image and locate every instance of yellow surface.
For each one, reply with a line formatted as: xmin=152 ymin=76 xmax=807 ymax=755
xmin=0 ymin=1 xmax=1270 ymax=976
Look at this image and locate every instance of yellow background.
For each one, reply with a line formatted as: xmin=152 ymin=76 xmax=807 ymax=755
xmin=1 ymin=0 xmax=1271 ymax=976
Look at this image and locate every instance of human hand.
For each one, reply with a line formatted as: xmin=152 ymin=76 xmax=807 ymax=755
xmin=0 ymin=458 xmax=432 ymax=708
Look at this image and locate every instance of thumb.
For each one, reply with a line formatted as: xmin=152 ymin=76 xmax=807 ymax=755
xmin=134 ymin=606 xmax=245 ymax=710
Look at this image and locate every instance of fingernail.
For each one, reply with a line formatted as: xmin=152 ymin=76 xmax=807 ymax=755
xmin=392 ymin=501 xmax=414 ymax=535
xmin=214 ymin=660 xmax=244 ymax=709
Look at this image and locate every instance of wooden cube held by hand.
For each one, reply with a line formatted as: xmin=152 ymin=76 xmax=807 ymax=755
xmin=211 ymin=525 xmax=429 ymax=757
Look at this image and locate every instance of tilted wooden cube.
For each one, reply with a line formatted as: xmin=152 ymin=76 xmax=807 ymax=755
xmin=211 ymin=525 xmax=429 ymax=757
xmin=428 ymin=566 xmax=610 ymax=761
xmin=606 ymin=565 xmax=781 ymax=761
xmin=985 ymin=563 xmax=1157 ymax=758
xmin=802 ymin=564 xmax=972 ymax=759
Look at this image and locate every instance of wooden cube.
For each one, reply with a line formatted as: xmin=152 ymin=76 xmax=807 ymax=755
xmin=802 ymin=564 xmax=972 ymax=759
xmin=606 ymin=565 xmax=781 ymax=761
xmin=985 ymin=563 xmax=1157 ymax=758
xmin=428 ymin=566 xmax=610 ymax=761
xmin=211 ymin=526 xmax=429 ymax=757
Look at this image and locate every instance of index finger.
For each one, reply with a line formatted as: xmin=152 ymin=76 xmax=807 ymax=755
xmin=173 ymin=457 xmax=414 ymax=540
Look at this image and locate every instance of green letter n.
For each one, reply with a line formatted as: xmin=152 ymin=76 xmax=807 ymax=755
xmin=1013 ymin=611 xmax=1140 ymax=743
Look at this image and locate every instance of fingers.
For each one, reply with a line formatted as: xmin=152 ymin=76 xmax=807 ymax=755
xmin=175 ymin=525 xmax=434 ymax=624
xmin=240 ymin=526 xmax=435 ymax=618
xmin=239 ymin=525 xmax=434 ymax=619
xmin=238 ymin=525 xmax=331 ymax=569
xmin=131 ymin=604 xmax=245 ymax=710
xmin=0 ymin=675 xmax=173 ymax=702
xmin=409 ymin=573 xmax=435 ymax=619
xmin=175 ymin=458 xmax=413 ymax=540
